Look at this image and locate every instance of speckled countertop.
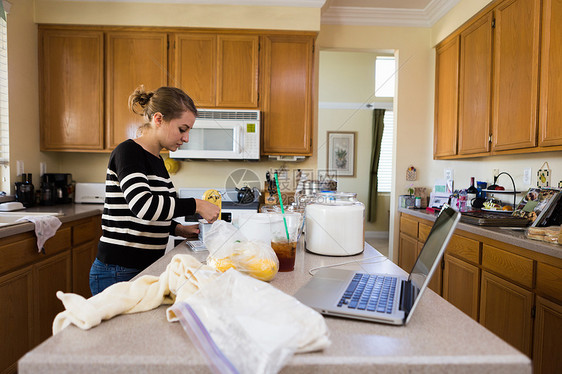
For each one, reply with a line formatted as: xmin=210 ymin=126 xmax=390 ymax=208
xmin=399 ymin=207 xmax=562 ymax=260
xmin=18 ymin=241 xmax=531 ymax=373
xmin=0 ymin=203 xmax=103 ymax=238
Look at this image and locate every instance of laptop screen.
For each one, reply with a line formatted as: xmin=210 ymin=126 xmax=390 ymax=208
xmin=408 ymin=206 xmax=460 ymax=291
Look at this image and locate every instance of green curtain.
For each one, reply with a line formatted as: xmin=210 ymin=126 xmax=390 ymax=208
xmin=368 ymin=109 xmax=385 ymax=222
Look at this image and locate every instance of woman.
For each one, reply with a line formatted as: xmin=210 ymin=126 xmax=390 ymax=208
xmin=89 ymin=85 xmax=220 ymax=296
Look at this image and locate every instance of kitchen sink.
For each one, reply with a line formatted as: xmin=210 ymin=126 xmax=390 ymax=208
xmin=0 ymin=212 xmax=63 ymax=227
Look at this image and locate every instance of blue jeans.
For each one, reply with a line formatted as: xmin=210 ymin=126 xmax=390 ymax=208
xmin=89 ymin=258 xmax=141 ymax=296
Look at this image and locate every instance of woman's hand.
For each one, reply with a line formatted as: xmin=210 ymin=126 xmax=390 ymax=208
xmin=174 ymin=224 xmax=199 ymax=238
xmin=195 ymin=199 xmax=221 ymax=223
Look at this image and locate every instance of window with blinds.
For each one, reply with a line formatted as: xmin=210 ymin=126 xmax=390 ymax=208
xmin=377 ymin=110 xmax=394 ymax=193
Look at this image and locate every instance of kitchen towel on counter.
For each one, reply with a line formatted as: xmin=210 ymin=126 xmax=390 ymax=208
xmin=16 ymin=215 xmax=62 ymax=253
xmin=168 ymin=269 xmax=331 ymax=374
xmin=52 ymin=254 xmax=220 ymax=334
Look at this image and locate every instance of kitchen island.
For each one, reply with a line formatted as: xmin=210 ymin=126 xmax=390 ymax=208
xmin=19 ymin=239 xmax=531 ymax=373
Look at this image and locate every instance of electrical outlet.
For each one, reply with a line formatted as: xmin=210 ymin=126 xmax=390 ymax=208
xmin=523 ymin=168 xmax=531 ymax=185
xmin=492 ymin=168 xmax=499 ymax=179
xmin=16 ymin=160 xmax=24 ymax=176
xmin=444 ymin=168 xmax=454 ymax=181
xmin=40 ymin=162 xmax=47 ymax=176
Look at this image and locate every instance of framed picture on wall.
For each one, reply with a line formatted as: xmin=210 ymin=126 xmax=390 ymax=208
xmin=327 ymin=131 xmax=356 ymax=177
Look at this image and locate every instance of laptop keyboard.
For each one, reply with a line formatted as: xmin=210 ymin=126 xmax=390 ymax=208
xmin=337 ymin=273 xmax=397 ymax=313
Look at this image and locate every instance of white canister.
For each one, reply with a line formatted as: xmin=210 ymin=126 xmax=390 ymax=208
xmin=305 ymin=193 xmax=365 ymax=256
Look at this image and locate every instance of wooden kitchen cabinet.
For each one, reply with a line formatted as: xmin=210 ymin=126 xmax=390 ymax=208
xmin=398 ymin=233 xmax=418 ymax=272
xmin=33 ymin=251 xmax=72 ymax=345
xmin=480 ymin=270 xmax=533 ymax=356
xmin=0 ymin=266 xmax=33 ymax=374
xmin=399 ymin=210 xmax=562 ymax=369
xmin=172 ymin=33 xmax=259 ymax=109
xmin=72 ymin=216 xmax=102 ymax=298
xmin=457 ymin=11 xmax=493 ymax=156
xmin=533 ymin=296 xmax=562 ymax=374
xmin=0 ymin=215 xmax=101 ymax=374
xmin=39 ymin=29 xmax=104 ymax=151
xmin=261 ymin=34 xmax=315 ymax=156
xmin=433 ymin=35 xmax=459 ymax=158
xmin=443 ymin=253 xmax=480 ymax=320
xmin=539 ymin=0 xmax=562 ymax=148
xmin=491 ymin=0 xmax=541 ymax=151
xmin=534 ymin=262 xmax=562 ymax=374
xmin=106 ymin=32 xmax=168 ymax=149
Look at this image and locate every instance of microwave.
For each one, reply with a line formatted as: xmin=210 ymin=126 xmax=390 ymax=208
xmin=169 ymin=109 xmax=260 ymax=160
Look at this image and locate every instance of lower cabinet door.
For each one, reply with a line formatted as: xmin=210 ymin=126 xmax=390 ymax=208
xmin=0 ymin=266 xmax=33 ymax=374
xmin=443 ymin=253 xmax=480 ymax=320
xmin=398 ymin=233 xmax=417 ymax=272
xmin=480 ymin=270 xmax=533 ymax=357
xmin=72 ymin=241 xmax=97 ymax=298
xmin=533 ymin=296 xmax=562 ymax=374
xmin=33 ymin=251 xmax=72 ymax=345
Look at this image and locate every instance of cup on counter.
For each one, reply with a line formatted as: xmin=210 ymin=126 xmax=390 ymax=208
xmin=263 ymin=206 xmax=304 ymax=272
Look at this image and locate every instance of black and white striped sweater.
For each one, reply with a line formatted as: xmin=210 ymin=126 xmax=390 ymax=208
xmin=97 ymin=139 xmax=196 ymax=270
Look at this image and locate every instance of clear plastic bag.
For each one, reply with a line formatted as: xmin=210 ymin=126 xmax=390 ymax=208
xmin=167 ymin=269 xmax=331 ymax=374
xmin=205 ymin=220 xmax=279 ymax=281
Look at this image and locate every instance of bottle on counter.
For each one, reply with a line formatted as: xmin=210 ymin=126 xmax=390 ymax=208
xmin=467 ymin=177 xmax=478 ymax=209
xmin=17 ymin=173 xmax=35 ymax=207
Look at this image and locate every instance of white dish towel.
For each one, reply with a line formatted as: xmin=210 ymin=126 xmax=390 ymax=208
xmin=16 ymin=215 xmax=62 ymax=252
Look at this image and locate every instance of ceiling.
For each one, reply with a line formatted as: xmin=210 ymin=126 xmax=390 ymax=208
xmin=321 ymin=0 xmax=461 ymax=27
xmin=66 ymin=0 xmax=460 ymax=27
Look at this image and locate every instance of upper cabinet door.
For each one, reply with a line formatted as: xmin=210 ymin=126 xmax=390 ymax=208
xmin=492 ymin=0 xmax=541 ymax=151
xmin=106 ymin=32 xmax=168 ymax=149
xmin=216 ymin=35 xmax=259 ymax=108
xmin=458 ymin=13 xmax=493 ymax=155
xmin=39 ymin=29 xmax=104 ymax=151
xmin=261 ymin=35 xmax=314 ymax=156
xmin=434 ymin=36 xmax=460 ymax=158
xmin=173 ymin=33 xmax=216 ymax=107
xmin=539 ymin=0 xmax=562 ymax=147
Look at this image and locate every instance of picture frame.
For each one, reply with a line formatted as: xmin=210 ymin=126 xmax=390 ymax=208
xmin=327 ymin=131 xmax=356 ymax=177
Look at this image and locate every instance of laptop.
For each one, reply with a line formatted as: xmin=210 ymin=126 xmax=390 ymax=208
xmin=294 ymin=206 xmax=461 ymax=325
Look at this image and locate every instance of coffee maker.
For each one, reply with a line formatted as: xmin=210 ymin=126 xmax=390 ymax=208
xmin=41 ymin=173 xmax=73 ymax=205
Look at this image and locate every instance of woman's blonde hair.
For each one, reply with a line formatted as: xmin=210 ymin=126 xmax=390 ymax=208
xmin=128 ymin=85 xmax=197 ymax=134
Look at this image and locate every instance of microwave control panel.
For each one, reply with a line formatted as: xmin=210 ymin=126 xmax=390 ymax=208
xmin=243 ymin=122 xmax=260 ymax=159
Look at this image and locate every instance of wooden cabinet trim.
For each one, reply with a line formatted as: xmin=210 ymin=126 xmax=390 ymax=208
xmin=482 ymin=244 xmax=534 ymax=289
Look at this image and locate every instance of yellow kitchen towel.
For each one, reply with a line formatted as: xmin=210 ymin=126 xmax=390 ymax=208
xmin=52 ymin=254 xmax=220 ymax=334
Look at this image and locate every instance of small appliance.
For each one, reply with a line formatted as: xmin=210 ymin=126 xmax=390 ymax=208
xmin=75 ymin=183 xmax=105 ymax=204
xmin=170 ymin=109 xmax=260 ymax=160
xmin=41 ymin=173 xmax=72 ymax=204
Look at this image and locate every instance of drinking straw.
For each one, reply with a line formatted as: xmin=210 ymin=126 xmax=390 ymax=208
xmin=274 ymin=172 xmax=290 ymax=242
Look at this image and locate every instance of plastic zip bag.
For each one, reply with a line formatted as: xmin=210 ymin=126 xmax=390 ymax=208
xmin=205 ymin=220 xmax=279 ymax=281
xmin=167 ymin=269 xmax=331 ymax=374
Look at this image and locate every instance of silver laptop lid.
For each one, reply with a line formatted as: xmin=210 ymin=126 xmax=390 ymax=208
xmin=404 ymin=206 xmax=460 ymax=324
